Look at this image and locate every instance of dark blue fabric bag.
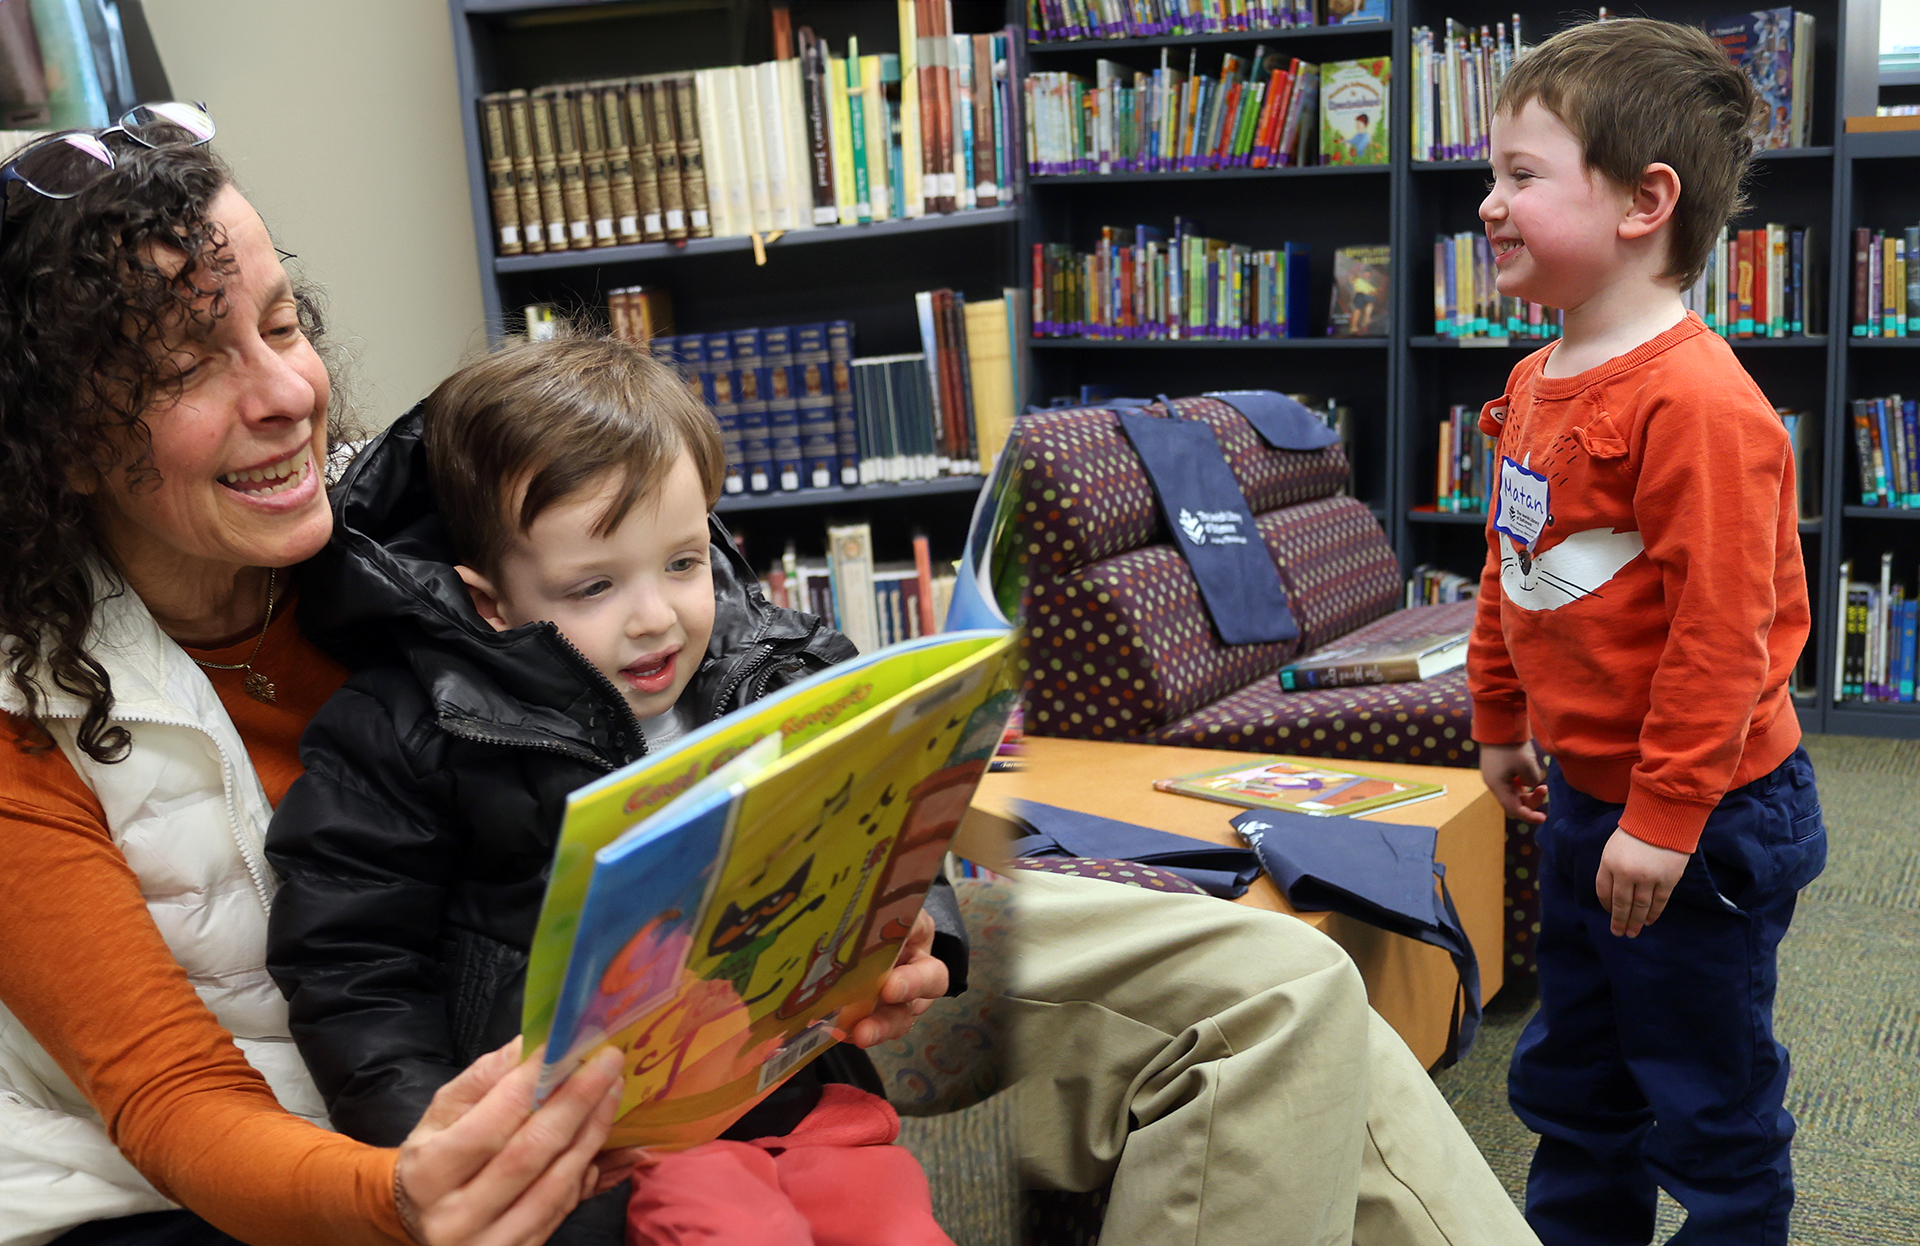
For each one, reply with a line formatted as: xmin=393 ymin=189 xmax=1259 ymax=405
xmin=1116 ymin=408 xmax=1298 ymax=645
xmin=1230 ymin=808 xmax=1482 ymax=1066
xmin=1203 ymin=390 xmax=1342 ymax=451
xmin=1007 ymin=799 xmax=1261 ymax=899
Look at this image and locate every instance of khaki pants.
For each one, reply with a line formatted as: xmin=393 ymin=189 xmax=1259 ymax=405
xmin=1002 ymin=868 xmax=1537 ymax=1246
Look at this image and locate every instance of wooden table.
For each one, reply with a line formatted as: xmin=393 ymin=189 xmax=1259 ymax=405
xmin=954 ymin=737 xmax=1506 ymax=1068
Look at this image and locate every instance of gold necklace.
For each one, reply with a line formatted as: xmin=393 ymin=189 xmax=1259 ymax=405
xmin=190 ymin=568 xmax=279 ymax=704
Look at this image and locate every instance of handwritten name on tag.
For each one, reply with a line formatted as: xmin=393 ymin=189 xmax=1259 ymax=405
xmin=1493 ymin=457 xmax=1549 ymax=549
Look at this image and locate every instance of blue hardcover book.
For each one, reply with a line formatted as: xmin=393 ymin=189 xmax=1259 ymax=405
xmin=762 ymin=327 xmax=804 ymax=492
xmin=826 ymin=321 xmax=860 ymax=486
xmin=1707 ymin=9 xmax=1796 ymax=151
xmin=1900 ymin=599 xmax=1918 ymax=701
xmin=1903 ymin=399 xmax=1920 ymax=505
xmin=791 ymin=324 xmax=840 ymax=490
xmin=730 ymin=328 xmax=773 ymax=494
xmin=699 ymin=333 xmax=745 ymax=495
xmin=1283 ymin=241 xmax=1311 ymax=339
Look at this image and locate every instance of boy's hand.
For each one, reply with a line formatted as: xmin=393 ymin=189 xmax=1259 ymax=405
xmin=1595 ymin=829 xmax=1690 ymax=938
xmin=1479 ymin=741 xmax=1548 ymax=824
xmin=846 ymin=908 xmax=947 ymax=1048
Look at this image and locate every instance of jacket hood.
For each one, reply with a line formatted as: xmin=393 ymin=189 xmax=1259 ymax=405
xmin=298 ymin=403 xmax=830 ymax=759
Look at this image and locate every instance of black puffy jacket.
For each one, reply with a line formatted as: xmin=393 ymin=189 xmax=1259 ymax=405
xmin=265 ymin=407 xmax=966 ymax=1146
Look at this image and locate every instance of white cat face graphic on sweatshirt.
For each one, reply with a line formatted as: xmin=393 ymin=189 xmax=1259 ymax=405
xmin=1497 ymin=452 xmax=1645 ymax=612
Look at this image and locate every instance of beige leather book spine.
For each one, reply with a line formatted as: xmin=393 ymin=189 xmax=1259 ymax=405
xmin=479 ymin=92 xmax=523 ymax=255
xmin=599 ymin=85 xmax=642 ymax=245
xmin=549 ymin=87 xmax=593 ymax=250
xmin=646 ymin=76 xmax=689 ymax=241
xmin=528 ymin=90 xmax=568 ymax=251
xmin=625 ymin=79 xmax=666 ymax=243
xmin=576 ymin=85 xmax=616 ymax=247
xmin=504 ymin=89 xmax=546 ymax=254
xmin=671 ymin=75 xmax=712 ymax=239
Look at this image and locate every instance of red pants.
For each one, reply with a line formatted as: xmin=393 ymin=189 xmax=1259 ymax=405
xmin=626 ymin=1085 xmax=954 ymax=1246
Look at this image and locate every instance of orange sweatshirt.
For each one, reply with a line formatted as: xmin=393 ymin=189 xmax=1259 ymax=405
xmin=0 ymin=606 xmax=411 ymax=1246
xmin=1467 ymin=313 xmax=1808 ymax=854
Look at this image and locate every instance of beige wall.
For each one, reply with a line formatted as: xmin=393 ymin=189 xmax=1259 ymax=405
xmin=145 ymin=0 xmax=487 ymax=428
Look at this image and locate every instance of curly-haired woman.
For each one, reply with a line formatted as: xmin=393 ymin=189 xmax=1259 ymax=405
xmin=0 ymin=121 xmax=643 ymax=1246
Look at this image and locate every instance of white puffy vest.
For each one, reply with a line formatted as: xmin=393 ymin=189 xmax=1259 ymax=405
xmin=0 ymin=581 xmax=328 ymax=1246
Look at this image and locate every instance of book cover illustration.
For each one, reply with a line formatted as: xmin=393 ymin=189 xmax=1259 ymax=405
xmin=1330 ymin=245 xmax=1391 ymax=337
xmin=525 ymin=630 xmax=1019 ymax=1150
xmin=1154 ymin=757 xmax=1446 ymax=819
xmin=1707 ymin=8 xmax=1797 ymax=150
xmin=1278 ymin=631 xmax=1469 ymax=691
xmin=1319 ymin=58 xmax=1389 ymax=166
xmin=1326 ymin=0 xmax=1391 ymax=23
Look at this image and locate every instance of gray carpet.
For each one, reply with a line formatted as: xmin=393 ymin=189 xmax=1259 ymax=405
xmin=1434 ymin=734 xmax=1920 ymax=1244
xmin=898 ymin=1093 xmax=1018 ymax=1246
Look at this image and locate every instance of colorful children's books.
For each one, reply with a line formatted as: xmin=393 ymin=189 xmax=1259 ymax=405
xmin=1707 ymin=8 xmax=1813 ymax=149
xmin=1329 ymin=244 xmax=1391 ymax=337
xmin=1153 ymin=756 xmax=1446 ymax=818
xmin=1319 ymin=57 xmax=1389 ymax=166
xmin=523 ymin=629 xmax=1020 ymax=1150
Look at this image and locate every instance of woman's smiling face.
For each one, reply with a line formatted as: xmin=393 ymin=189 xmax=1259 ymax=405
xmin=88 ymin=184 xmax=334 ymax=585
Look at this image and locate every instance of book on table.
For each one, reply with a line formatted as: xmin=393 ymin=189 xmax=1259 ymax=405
xmin=1277 ymin=630 xmax=1468 ymax=691
xmin=1154 ymin=757 xmax=1446 ymax=819
xmin=522 ymin=629 xmax=1020 ymax=1150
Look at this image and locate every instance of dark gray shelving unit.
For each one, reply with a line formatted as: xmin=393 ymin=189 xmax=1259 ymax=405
xmin=1829 ymin=81 xmax=1920 ymax=737
xmin=447 ymin=0 xmax=1024 ymax=571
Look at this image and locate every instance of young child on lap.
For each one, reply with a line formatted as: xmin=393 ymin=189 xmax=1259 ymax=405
xmin=1468 ymin=20 xmax=1825 ymax=1246
xmin=265 ymin=334 xmax=958 ymax=1245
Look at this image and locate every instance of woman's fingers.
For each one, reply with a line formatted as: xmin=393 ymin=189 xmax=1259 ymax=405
xmin=401 ymin=1046 xmax=626 ymax=1246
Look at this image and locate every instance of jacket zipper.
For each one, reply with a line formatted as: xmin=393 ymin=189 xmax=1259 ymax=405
xmin=41 ymin=705 xmax=274 ymax=911
xmin=714 ymin=642 xmax=779 ymax=721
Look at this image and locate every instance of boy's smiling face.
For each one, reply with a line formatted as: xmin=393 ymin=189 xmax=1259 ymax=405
xmin=459 ymin=449 xmax=717 ymax=724
xmin=1480 ymin=100 xmax=1640 ymax=310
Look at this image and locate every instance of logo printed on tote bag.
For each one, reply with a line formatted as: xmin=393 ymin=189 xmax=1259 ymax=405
xmin=1178 ymin=508 xmax=1250 ymax=547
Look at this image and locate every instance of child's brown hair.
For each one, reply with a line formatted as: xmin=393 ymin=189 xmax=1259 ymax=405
xmin=1496 ymin=17 xmax=1763 ymax=286
xmin=422 ymin=331 xmax=725 ymax=581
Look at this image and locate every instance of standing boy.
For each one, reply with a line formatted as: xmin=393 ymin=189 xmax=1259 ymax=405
xmin=1469 ymin=20 xmax=1826 ymax=1246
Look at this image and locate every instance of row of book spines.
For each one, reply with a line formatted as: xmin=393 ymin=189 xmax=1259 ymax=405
xmin=1851 ymin=396 xmax=1920 ymax=508
xmin=1405 ymin=564 xmax=1477 ymax=608
xmin=1026 ymin=57 xmax=1320 ymax=174
xmin=480 ymin=79 xmax=710 ymax=257
xmin=1028 ymin=0 xmax=1367 ymax=41
xmin=1694 ymin=224 xmax=1814 ymax=338
xmin=767 ymin=528 xmax=955 ymax=651
xmin=1838 ymin=569 xmax=1918 ymax=702
xmin=1849 ymin=227 xmax=1920 ymax=337
xmin=1409 ymin=20 xmax=1522 ymax=163
xmin=847 ymin=355 xmax=977 ymax=485
xmin=1433 ymin=407 xmax=1494 ymax=512
xmin=1030 ymin=237 xmax=1312 ymax=338
xmin=652 ymin=323 xmax=860 ymax=496
xmin=790 ymin=21 xmax=1015 ymax=231
xmin=1431 ymin=232 xmax=1561 ymax=340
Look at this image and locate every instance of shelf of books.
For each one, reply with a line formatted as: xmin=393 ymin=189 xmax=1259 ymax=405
xmin=1394 ymin=0 xmax=1861 ymax=734
xmin=1828 ymin=95 xmax=1920 ymax=735
xmin=1017 ymin=5 xmax=1396 ymax=511
xmin=449 ymin=0 xmax=1028 ymax=617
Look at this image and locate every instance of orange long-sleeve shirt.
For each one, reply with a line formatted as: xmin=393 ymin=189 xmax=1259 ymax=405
xmin=1467 ymin=313 xmax=1808 ymax=854
xmin=0 ymin=605 xmax=411 ymax=1246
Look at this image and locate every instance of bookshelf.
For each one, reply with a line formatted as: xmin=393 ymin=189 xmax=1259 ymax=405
xmin=448 ymin=0 xmax=1912 ymax=736
xmin=447 ymin=0 xmax=1024 ymax=585
xmin=1830 ymin=114 xmax=1920 ymax=736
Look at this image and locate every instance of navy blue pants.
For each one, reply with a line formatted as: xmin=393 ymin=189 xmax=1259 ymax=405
xmin=1510 ymin=747 xmax=1825 ymax=1246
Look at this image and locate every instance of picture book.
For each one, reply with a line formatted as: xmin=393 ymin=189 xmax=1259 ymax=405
xmin=1319 ymin=58 xmax=1389 ymax=166
xmin=1153 ymin=756 xmax=1446 ymax=818
xmin=1707 ymin=9 xmax=1807 ymax=150
xmin=1326 ymin=0 xmax=1391 ymax=23
xmin=1329 ymin=244 xmax=1391 ymax=337
xmin=1278 ymin=631 xmax=1469 ymax=691
xmin=523 ymin=629 xmax=1020 ymax=1150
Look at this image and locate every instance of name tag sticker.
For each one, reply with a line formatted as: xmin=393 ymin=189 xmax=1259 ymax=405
xmin=1493 ymin=456 xmax=1549 ymax=548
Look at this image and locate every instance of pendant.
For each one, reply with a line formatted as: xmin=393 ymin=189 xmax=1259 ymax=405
xmin=244 ymin=671 xmax=277 ymax=704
